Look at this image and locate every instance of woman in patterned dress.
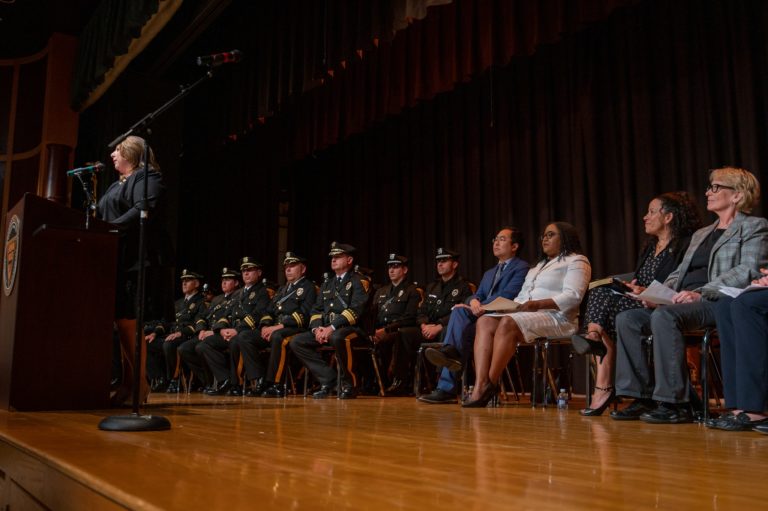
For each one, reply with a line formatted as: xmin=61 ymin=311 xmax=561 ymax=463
xmin=573 ymin=191 xmax=702 ymax=415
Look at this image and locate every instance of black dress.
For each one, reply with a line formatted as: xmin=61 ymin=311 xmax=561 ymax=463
xmin=96 ymin=167 xmax=173 ymax=319
xmin=583 ymin=238 xmax=691 ymax=340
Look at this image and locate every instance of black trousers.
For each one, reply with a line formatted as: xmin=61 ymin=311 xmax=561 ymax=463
xmin=231 ymin=330 xmax=268 ymax=382
xmin=259 ymin=327 xmax=304 ymax=384
xmin=178 ymin=338 xmax=212 ymax=386
xmin=162 ymin=335 xmax=190 ymax=380
xmin=146 ymin=335 xmax=166 ymax=381
xmin=395 ymin=327 xmax=446 ymax=381
xmin=290 ymin=326 xmax=369 ymax=387
xmin=196 ymin=333 xmax=233 ymax=383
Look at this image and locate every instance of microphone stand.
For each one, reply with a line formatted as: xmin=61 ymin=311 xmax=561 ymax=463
xmin=99 ymin=67 xmax=216 ymax=432
xmin=73 ymin=172 xmax=97 ymax=230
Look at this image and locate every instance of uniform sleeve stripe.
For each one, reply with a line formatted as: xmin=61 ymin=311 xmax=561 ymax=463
xmin=341 ymin=310 xmax=356 ymax=325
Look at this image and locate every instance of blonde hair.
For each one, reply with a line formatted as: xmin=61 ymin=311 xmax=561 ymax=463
xmin=116 ymin=135 xmax=160 ymax=172
xmin=709 ymin=166 xmax=760 ymax=213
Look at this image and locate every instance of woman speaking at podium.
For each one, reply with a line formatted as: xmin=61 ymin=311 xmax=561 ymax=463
xmin=97 ymin=135 xmax=173 ymax=406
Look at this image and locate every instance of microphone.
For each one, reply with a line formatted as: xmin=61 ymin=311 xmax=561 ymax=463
xmin=66 ymin=162 xmax=105 ymax=176
xmin=196 ymin=49 xmax=243 ymax=67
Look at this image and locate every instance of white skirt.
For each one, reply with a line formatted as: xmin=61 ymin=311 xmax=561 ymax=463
xmin=487 ymin=311 xmax=577 ymax=343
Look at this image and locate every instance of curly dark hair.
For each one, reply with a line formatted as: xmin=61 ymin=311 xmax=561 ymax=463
xmin=648 ymin=191 xmax=703 ymax=254
xmin=538 ymin=221 xmax=584 ymax=263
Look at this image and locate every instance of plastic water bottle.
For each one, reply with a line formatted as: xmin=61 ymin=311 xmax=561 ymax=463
xmin=557 ymin=388 xmax=569 ymax=409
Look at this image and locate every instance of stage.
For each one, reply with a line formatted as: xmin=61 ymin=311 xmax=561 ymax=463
xmin=0 ymin=394 xmax=764 ymax=510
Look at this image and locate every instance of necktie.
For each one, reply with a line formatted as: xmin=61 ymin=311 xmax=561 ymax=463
xmin=491 ymin=262 xmax=506 ymax=292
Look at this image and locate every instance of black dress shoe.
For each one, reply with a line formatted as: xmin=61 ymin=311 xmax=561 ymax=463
xmin=313 ymin=385 xmax=336 ymax=399
xmin=417 ymin=389 xmax=458 ymax=404
xmin=708 ymin=412 xmax=768 ymax=431
xmin=571 ymin=334 xmax=607 ymax=362
xmin=205 ymin=380 xmax=232 ymax=396
xmin=705 ymin=411 xmax=736 ymax=428
xmin=424 ymin=345 xmax=462 ymax=371
xmin=753 ymin=423 xmax=768 ymax=434
xmin=165 ymin=380 xmax=180 ymax=393
xmin=462 ymin=382 xmax=498 ymax=408
xmin=639 ymin=403 xmax=693 ymax=424
xmin=262 ymin=385 xmax=286 ymax=398
xmin=339 ymin=386 xmax=357 ymax=400
xmin=227 ymin=386 xmax=244 ymax=396
xmin=609 ymin=398 xmax=655 ymax=420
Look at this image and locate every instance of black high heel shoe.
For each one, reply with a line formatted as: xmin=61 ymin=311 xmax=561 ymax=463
xmin=462 ymin=382 xmax=499 ymax=408
xmin=579 ymin=386 xmax=615 ymax=416
xmin=571 ymin=333 xmax=608 ymax=362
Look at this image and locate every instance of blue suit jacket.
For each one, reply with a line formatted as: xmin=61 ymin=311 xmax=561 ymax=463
xmin=470 ymin=256 xmax=530 ymax=305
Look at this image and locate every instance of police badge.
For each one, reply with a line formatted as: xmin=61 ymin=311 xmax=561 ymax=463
xmin=452 ymin=289 xmax=459 ymax=297
xmin=345 ymin=281 xmax=351 ymax=291
xmin=249 ymin=291 xmax=256 ymax=300
xmin=398 ymin=289 xmax=404 ymax=297
xmin=297 ymin=287 xmax=304 ymax=296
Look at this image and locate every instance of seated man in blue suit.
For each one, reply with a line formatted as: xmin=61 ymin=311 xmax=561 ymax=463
xmin=419 ymin=227 xmax=529 ymax=404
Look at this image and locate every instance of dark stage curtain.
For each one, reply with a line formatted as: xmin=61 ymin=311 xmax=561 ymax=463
xmin=182 ymin=0 xmax=632 ymax=158
xmin=280 ymin=0 xmax=768 ymax=287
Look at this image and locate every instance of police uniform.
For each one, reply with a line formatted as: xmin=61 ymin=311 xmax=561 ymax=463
xmin=152 ymin=270 xmax=206 ymax=393
xmin=251 ymin=252 xmax=318 ymax=397
xmin=368 ymin=254 xmax=420 ymax=390
xmin=289 ymin=242 xmax=372 ymax=398
xmin=397 ymin=249 xmax=472 ymax=391
xmin=178 ymin=267 xmax=242 ymax=389
xmin=200 ymin=258 xmax=271 ymax=395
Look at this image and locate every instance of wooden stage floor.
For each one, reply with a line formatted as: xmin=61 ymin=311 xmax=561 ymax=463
xmin=0 ymin=394 xmax=766 ymax=510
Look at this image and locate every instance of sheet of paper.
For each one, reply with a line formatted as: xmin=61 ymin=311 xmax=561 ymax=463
xmin=630 ymin=280 xmax=676 ymax=305
xmin=717 ymin=284 xmax=766 ymax=298
xmin=480 ymin=296 xmax=520 ymax=312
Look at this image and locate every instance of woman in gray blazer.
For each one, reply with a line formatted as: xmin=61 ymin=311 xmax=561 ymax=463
xmin=611 ymin=167 xmax=768 ymax=424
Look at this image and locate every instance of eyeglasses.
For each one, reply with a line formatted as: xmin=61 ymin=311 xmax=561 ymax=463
xmin=492 ymin=236 xmax=509 ymax=243
xmin=706 ymin=183 xmax=736 ymax=193
xmin=541 ymin=231 xmax=558 ymax=240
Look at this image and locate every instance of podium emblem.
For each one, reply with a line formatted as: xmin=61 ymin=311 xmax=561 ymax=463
xmin=3 ymin=215 xmax=20 ymax=297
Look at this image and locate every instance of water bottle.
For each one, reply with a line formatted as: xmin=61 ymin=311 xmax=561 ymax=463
xmin=557 ymin=388 xmax=568 ymax=409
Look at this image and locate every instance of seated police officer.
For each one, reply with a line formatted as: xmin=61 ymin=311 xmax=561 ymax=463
xmin=255 ymin=252 xmax=318 ymax=398
xmin=290 ymin=242 xmax=371 ymax=399
xmin=369 ymin=253 xmax=420 ymax=394
xmin=201 ymin=257 xmax=271 ymax=396
xmin=145 ymin=269 xmax=206 ymax=393
xmin=396 ymin=248 xmax=473 ymax=394
xmin=178 ymin=267 xmax=241 ymax=392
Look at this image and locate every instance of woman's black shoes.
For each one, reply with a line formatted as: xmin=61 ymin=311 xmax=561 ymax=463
xmin=579 ymin=386 xmax=615 ymax=416
xmin=571 ymin=333 xmax=608 ymax=362
xmin=462 ymin=382 xmax=499 ymax=408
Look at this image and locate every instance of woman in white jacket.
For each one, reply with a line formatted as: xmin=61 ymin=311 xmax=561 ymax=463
xmin=464 ymin=221 xmax=591 ymax=408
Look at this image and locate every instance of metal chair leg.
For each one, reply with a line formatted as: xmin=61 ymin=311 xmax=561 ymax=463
xmin=701 ymin=329 xmax=710 ymax=421
xmin=532 ymin=341 xmax=541 ymax=407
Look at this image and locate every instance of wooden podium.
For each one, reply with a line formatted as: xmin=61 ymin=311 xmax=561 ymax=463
xmin=0 ymin=194 xmax=119 ymax=411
